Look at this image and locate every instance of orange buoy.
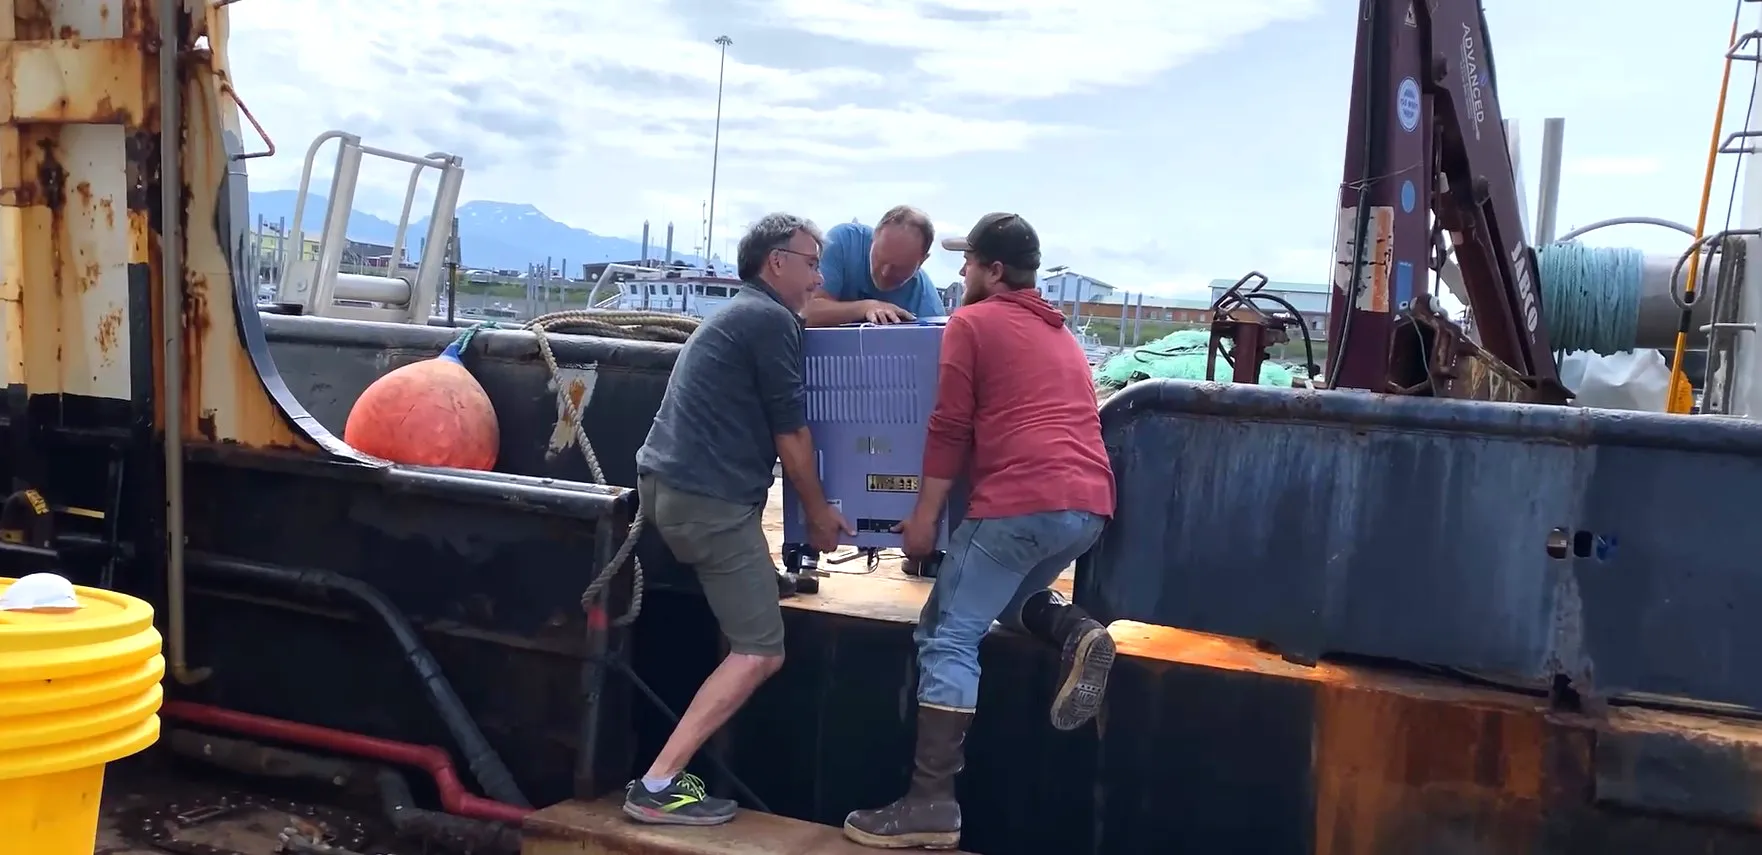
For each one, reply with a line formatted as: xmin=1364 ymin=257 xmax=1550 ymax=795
xmin=343 ymin=333 xmax=499 ymax=470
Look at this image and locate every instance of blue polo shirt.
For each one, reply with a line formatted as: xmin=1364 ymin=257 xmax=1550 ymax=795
xmin=820 ymin=222 xmax=946 ymax=318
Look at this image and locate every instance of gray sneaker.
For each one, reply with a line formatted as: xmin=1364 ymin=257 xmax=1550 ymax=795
xmin=622 ymin=773 xmax=738 ymax=826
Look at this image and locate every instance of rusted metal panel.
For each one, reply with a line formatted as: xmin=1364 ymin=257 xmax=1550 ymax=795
xmin=1094 ymin=620 xmax=1762 ymax=854
xmin=1310 ymin=673 xmax=1579 ymax=854
xmin=2 ymin=39 xmax=146 ymax=123
xmin=1594 ymin=707 xmax=1762 ymax=828
xmin=3 ymin=123 xmax=133 ymax=401
xmin=0 ymin=0 xmax=149 ymax=403
xmin=0 ymin=0 xmax=332 ymax=451
xmin=179 ymin=27 xmax=315 ymax=449
xmin=46 ymin=124 xmax=131 ymax=399
xmin=0 ymin=199 xmax=21 ymax=387
xmin=14 ymin=0 xmax=139 ymax=41
xmin=1080 ymin=378 xmax=1762 ymax=710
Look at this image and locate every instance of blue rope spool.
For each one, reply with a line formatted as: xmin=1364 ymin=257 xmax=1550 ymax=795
xmin=1536 ymin=241 xmax=1645 ymax=355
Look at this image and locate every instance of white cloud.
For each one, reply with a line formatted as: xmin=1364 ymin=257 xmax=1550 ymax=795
xmin=221 ymin=0 xmax=1069 ymax=237
xmin=1565 ymin=156 xmax=1662 ymax=177
xmin=210 ymin=0 xmax=1427 ymax=295
xmin=759 ymin=0 xmax=1322 ymax=99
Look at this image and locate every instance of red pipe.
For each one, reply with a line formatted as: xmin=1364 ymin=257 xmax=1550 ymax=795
xmin=161 ymin=701 xmax=531 ymax=824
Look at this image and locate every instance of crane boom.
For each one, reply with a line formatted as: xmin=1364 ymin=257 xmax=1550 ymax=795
xmin=1326 ymin=0 xmax=1570 ymax=403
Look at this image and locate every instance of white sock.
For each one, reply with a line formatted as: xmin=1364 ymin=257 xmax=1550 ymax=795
xmin=641 ymin=774 xmax=674 ymax=793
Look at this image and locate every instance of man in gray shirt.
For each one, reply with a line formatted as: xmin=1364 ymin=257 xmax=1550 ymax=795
xmin=625 ymin=212 xmax=851 ymax=826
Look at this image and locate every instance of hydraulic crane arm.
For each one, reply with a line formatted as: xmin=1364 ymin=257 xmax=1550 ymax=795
xmin=1326 ymin=0 xmax=1570 ymax=403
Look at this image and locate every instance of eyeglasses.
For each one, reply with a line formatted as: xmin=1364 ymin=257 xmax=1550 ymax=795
xmin=774 ymin=247 xmax=820 ymax=270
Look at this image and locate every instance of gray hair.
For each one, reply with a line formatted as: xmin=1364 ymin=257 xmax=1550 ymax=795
xmin=737 ymin=213 xmax=824 ymax=282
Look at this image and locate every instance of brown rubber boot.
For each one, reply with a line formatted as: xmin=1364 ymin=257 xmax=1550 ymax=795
xmin=843 ymin=706 xmax=971 ymax=849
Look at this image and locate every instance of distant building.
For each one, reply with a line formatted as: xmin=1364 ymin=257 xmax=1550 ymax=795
xmin=344 ymin=239 xmax=399 ymax=268
xmin=1039 ymin=268 xmax=1116 ymax=304
xmin=1207 ymin=278 xmax=1331 ymax=335
xmin=1072 ymin=292 xmax=1213 ymax=325
xmin=248 ymin=228 xmax=317 ymax=290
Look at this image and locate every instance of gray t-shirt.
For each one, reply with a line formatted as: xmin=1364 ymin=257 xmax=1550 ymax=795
xmin=635 ymin=281 xmax=807 ymax=505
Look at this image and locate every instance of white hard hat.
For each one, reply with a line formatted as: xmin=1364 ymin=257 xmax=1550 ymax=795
xmin=0 ymin=572 xmax=80 ymax=611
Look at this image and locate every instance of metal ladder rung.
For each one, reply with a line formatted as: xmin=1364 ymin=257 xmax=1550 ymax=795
xmin=1731 ymin=30 xmax=1762 ymax=61
xmin=1720 ymin=130 xmax=1762 ymax=155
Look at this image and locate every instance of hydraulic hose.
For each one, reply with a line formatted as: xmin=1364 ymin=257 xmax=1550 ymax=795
xmin=183 ymin=553 xmax=530 ymax=807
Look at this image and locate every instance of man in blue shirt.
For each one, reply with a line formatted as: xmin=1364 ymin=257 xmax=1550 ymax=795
xmin=802 ymin=205 xmax=948 ymax=327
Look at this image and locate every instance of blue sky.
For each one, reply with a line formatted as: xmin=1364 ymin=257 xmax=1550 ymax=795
xmin=227 ymin=0 xmax=1743 ymax=297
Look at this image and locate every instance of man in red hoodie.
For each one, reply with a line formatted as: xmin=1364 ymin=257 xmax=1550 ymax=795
xmin=843 ymin=213 xmax=1117 ymax=850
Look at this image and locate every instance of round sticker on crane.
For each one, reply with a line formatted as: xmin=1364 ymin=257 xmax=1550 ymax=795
xmin=1397 ymin=77 xmax=1421 ymax=132
xmin=1401 ymin=180 xmax=1416 ymax=212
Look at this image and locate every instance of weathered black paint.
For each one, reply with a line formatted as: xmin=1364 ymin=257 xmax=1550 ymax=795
xmin=1079 ymin=377 xmax=1762 ymax=711
xmin=126 ymin=258 xmax=166 ymax=607
xmin=11 ymin=308 xmax=1762 ymax=852
xmin=261 ymin=313 xmax=698 ymax=595
xmin=250 ymin=316 xmax=1762 ymax=852
xmin=168 ymin=449 xmax=634 ymax=806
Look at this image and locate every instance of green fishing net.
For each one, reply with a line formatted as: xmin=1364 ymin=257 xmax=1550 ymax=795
xmin=1093 ymin=329 xmax=1295 ymax=394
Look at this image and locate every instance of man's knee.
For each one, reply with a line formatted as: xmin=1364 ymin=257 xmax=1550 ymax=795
xmin=726 ymin=649 xmax=785 ymax=679
xmin=917 ymin=629 xmax=979 ymax=665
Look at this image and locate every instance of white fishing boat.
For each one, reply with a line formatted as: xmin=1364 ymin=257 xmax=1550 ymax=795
xmin=593 ymin=263 xmax=747 ymax=318
xmin=1076 ymin=323 xmax=1119 ymax=365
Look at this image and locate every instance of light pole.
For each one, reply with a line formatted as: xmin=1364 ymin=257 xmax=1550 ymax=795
xmin=705 ymin=35 xmax=732 ymax=272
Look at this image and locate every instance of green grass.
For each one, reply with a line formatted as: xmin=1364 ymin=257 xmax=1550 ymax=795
xmin=454 ymin=282 xmax=532 ymax=299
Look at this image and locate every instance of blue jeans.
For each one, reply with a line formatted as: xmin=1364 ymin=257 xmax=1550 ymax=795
xmin=914 ymin=510 xmax=1107 ymax=711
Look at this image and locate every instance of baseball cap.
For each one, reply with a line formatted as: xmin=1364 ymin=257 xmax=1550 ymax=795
xmin=941 ymin=213 xmax=1041 ymax=272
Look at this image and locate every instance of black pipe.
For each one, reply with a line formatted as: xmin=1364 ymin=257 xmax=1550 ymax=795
xmin=0 ymin=535 xmax=529 ymax=806
xmin=166 ymin=729 xmax=360 ymax=786
xmin=377 ymin=766 xmax=521 ymax=854
xmin=166 ymin=728 xmax=520 ymax=855
xmin=183 ymin=551 xmax=530 ymax=808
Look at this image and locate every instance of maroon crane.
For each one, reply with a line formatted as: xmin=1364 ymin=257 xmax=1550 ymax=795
xmin=1323 ymin=0 xmax=1570 ymax=403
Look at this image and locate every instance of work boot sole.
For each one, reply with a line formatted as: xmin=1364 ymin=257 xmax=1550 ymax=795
xmin=623 ymin=802 xmax=737 ymax=826
xmin=1051 ymin=625 xmax=1115 ymax=731
xmin=843 ymin=821 xmax=961 ymax=849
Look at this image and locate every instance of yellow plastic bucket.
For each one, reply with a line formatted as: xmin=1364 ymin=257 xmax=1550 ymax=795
xmin=0 ymin=577 xmax=164 ymax=853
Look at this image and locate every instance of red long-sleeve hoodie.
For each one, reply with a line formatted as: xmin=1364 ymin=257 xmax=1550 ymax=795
xmin=922 ymin=288 xmax=1115 ymax=520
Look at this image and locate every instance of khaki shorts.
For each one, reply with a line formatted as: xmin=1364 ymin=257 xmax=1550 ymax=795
xmin=637 ymin=474 xmax=784 ymax=656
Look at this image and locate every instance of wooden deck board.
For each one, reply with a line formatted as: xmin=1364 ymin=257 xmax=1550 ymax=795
xmin=759 ymin=483 xmax=1073 ymax=625
xmin=524 ymin=797 xmax=975 ymax=855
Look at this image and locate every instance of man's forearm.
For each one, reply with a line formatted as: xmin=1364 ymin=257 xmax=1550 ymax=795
xmin=776 ymin=427 xmax=829 ymax=509
xmin=801 ymin=296 xmax=872 ymax=328
xmin=912 ymin=476 xmax=955 ymax=521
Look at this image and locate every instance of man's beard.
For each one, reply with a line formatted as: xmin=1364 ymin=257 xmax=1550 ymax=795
xmin=961 ymin=281 xmax=987 ymax=306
